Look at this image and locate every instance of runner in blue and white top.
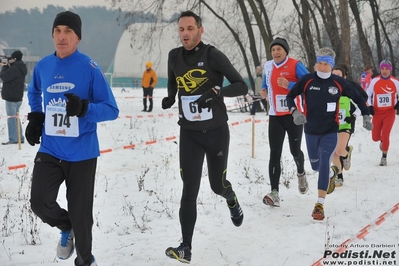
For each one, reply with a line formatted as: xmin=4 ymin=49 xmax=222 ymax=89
xmin=26 ymin=11 xmax=118 ymax=266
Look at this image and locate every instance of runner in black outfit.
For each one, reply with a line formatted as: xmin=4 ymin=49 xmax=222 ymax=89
xmin=162 ymin=11 xmax=248 ymax=264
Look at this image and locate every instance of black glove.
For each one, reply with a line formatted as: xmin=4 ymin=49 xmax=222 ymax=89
xmin=64 ymin=93 xmax=88 ymax=117
xmin=194 ymin=88 xmax=218 ymax=112
xmin=344 ymin=114 xmax=356 ymax=123
xmin=161 ymin=97 xmax=175 ymax=109
xmin=25 ymin=112 xmax=45 ymax=146
xmin=369 ymin=106 xmax=375 ymax=116
xmin=394 ymin=102 xmax=399 ymax=110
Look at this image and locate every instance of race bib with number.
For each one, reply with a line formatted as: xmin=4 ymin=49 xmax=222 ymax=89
xmin=338 ymin=108 xmax=346 ymax=124
xmin=275 ymin=94 xmax=289 ymax=112
xmin=376 ymin=93 xmax=392 ymax=108
xmin=45 ymin=105 xmax=79 ymax=137
xmin=181 ymin=95 xmax=213 ymax=122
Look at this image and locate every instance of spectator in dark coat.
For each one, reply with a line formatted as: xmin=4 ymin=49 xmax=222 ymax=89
xmin=0 ymin=50 xmax=27 ymax=144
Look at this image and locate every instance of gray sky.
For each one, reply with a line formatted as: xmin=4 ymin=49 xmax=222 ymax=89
xmin=1 ymin=0 xmax=111 ymax=13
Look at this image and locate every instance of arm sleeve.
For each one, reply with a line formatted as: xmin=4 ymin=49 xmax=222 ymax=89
xmin=365 ymin=73 xmax=372 ymax=89
xmin=261 ymin=71 xmax=267 ymax=91
xmin=27 ymin=65 xmax=44 ymax=113
xmin=353 ymin=81 xmax=368 ymax=100
xmin=209 ymin=48 xmax=248 ymax=97
xmin=349 ymin=80 xmax=368 ymax=114
xmin=166 ymin=49 xmax=178 ymax=99
xmin=288 ymin=61 xmax=309 ymax=89
xmin=286 ymin=76 xmax=306 ymax=110
xmin=296 ymin=62 xmax=309 ymax=79
xmin=366 ymin=78 xmax=377 ymax=106
xmin=152 ymin=71 xmax=158 ymax=87
xmin=0 ymin=65 xmax=16 ymax=83
xmin=85 ymin=66 xmax=119 ymax=123
xmin=341 ymin=78 xmax=370 ymax=116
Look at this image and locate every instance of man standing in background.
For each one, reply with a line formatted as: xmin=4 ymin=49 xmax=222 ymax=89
xmin=1 ymin=50 xmax=27 ymax=145
xmin=250 ymin=65 xmax=268 ymax=115
xmin=141 ymin=61 xmax=158 ymax=112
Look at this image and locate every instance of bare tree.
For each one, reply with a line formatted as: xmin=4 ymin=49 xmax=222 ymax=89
xmin=109 ymin=0 xmax=279 ymax=89
xmin=255 ymin=0 xmax=275 ymax=60
xmin=348 ymin=0 xmax=374 ymax=70
xmin=338 ymin=0 xmax=351 ymax=66
xmin=292 ymin=0 xmax=317 ymax=68
xmin=201 ymin=0 xmax=276 ymax=87
xmin=235 ymin=0 xmax=258 ymax=89
xmin=369 ymin=0 xmax=383 ymax=63
xmin=108 ymin=0 xmax=398 ymax=80
xmin=309 ymin=0 xmax=341 ymax=56
xmin=368 ymin=0 xmax=395 ymax=75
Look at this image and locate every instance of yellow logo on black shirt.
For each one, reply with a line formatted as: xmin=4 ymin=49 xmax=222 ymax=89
xmin=176 ymin=69 xmax=209 ymax=94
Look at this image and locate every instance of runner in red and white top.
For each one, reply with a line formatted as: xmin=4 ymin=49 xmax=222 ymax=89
xmin=367 ymin=59 xmax=399 ymax=166
xmin=260 ymin=37 xmax=309 ymax=208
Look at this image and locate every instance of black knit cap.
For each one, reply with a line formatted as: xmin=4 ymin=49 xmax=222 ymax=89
xmin=269 ymin=37 xmax=289 ymax=54
xmin=11 ymin=50 xmax=23 ymax=61
xmin=52 ymin=11 xmax=82 ymax=39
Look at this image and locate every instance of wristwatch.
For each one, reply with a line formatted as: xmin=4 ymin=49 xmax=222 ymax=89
xmin=214 ymin=86 xmax=221 ymax=96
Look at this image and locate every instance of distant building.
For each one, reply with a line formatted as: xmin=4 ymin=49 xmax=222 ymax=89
xmin=112 ymin=23 xmax=180 ymax=87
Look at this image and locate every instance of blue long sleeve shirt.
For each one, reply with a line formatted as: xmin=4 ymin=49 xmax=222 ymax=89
xmin=27 ymin=49 xmax=119 ymax=161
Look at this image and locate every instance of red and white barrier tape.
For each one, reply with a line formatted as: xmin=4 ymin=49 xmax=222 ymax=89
xmin=312 ymin=202 xmax=399 ymax=266
xmin=1 ymin=116 xmax=267 ymax=172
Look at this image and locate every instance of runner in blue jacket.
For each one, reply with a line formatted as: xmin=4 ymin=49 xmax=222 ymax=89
xmin=286 ymin=47 xmax=372 ymax=221
xmin=26 ymin=11 xmax=119 ymax=266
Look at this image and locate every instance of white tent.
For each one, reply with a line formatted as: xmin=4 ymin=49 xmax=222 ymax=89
xmin=113 ymin=23 xmax=180 ymax=79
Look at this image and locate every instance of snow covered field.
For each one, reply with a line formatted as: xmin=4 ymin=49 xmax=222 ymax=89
xmin=0 ymin=87 xmax=398 ymax=266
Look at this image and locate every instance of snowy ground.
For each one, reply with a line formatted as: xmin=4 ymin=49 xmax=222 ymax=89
xmin=0 ymin=87 xmax=398 ymax=266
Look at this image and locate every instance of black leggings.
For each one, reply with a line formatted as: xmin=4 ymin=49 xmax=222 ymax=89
xmin=30 ymin=152 xmax=97 ymax=266
xmin=179 ymin=123 xmax=235 ymax=246
xmin=268 ymin=115 xmax=305 ymax=191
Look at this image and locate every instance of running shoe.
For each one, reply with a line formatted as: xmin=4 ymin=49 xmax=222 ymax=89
xmin=342 ymin=145 xmax=353 ymax=171
xmin=228 ymin=196 xmax=244 ymax=227
xmin=335 ymin=178 xmax=344 ymax=187
xmin=165 ymin=243 xmax=191 ymax=264
xmin=327 ymin=165 xmax=338 ymax=194
xmin=380 ymin=157 xmax=387 ymax=166
xmin=56 ymin=229 xmax=74 ymax=260
xmin=263 ymin=190 xmax=280 ymax=207
xmin=312 ymin=203 xmax=325 ymax=220
xmin=297 ymin=172 xmax=308 ymax=194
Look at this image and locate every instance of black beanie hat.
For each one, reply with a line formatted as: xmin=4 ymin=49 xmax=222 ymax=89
xmin=52 ymin=11 xmax=82 ymax=39
xmin=11 ymin=50 xmax=23 ymax=61
xmin=269 ymin=37 xmax=289 ymax=54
